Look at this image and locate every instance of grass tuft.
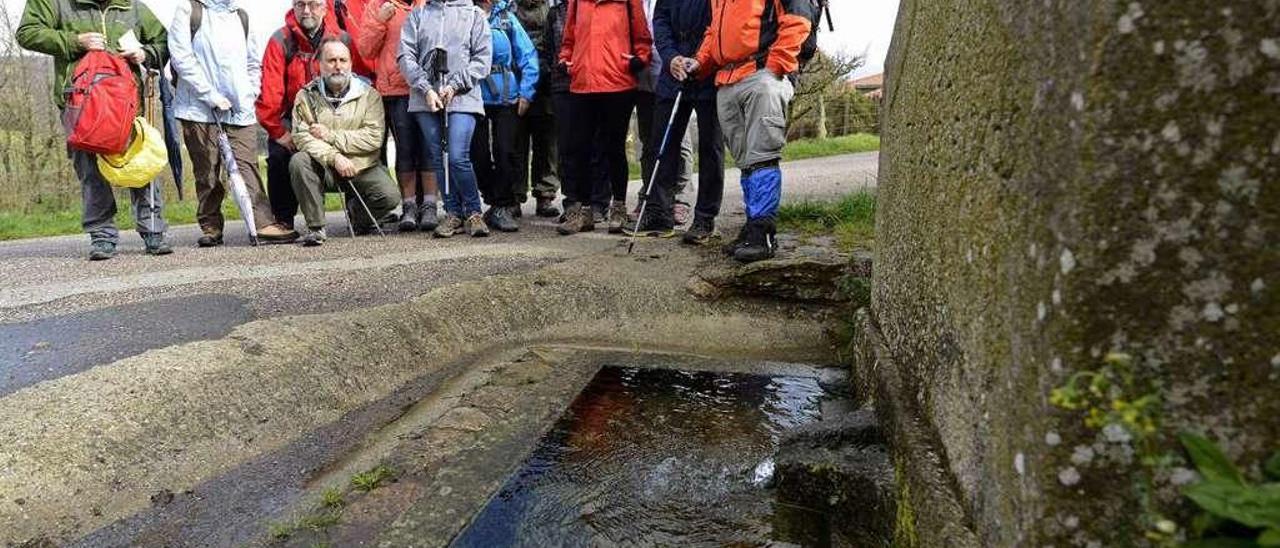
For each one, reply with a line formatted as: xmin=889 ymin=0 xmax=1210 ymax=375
xmin=320 ymin=487 xmax=345 ymax=509
xmin=777 ymin=191 xmax=877 ymax=252
xmin=350 ymin=465 xmax=395 ymax=492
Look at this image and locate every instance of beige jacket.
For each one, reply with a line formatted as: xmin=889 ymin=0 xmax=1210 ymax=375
xmin=292 ymin=76 xmax=385 ymax=173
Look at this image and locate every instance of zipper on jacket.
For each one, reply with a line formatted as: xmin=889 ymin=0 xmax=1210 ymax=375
xmin=716 ymin=0 xmax=727 ymax=62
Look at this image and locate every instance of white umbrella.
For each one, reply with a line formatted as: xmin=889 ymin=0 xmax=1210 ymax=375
xmin=215 ymin=120 xmax=259 ymax=246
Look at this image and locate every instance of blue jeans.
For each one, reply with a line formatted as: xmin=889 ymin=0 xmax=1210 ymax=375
xmin=417 ymin=111 xmax=482 ymax=217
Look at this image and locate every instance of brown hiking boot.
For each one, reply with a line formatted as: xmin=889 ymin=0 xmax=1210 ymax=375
xmin=465 ymin=213 xmax=491 ymax=237
xmin=607 ymin=200 xmax=628 ymax=234
xmin=257 ymin=223 xmax=299 ymax=243
xmin=556 ymin=204 xmax=594 ymax=235
xmin=433 ymin=214 xmax=464 ymax=238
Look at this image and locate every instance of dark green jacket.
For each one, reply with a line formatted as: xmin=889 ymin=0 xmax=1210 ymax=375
xmin=16 ymin=0 xmax=168 ymax=109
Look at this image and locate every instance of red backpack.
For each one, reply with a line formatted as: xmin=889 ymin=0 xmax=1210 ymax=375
xmin=62 ymin=51 xmax=138 ymax=155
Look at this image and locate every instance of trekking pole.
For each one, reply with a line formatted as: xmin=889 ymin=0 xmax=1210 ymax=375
xmin=431 ymin=47 xmax=451 ymax=198
xmin=627 ymin=87 xmax=685 ymax=255
xmin=343 ymin=177 xmax=387 ymax=238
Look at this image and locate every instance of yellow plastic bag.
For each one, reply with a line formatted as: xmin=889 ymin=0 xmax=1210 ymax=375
xmin=97 ymin=118 xmax=167 ymax=188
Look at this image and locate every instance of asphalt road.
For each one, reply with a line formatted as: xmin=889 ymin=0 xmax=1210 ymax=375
xmin=0 ymin=152 xmax=878 ymax=394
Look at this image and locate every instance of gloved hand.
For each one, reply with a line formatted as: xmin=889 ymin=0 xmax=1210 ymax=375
xmin=627 ymin=56 xmax=646 ymax=75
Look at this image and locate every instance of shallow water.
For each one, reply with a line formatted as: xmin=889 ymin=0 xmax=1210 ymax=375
xmin=452 ymin=366 xmax=832 ymax=547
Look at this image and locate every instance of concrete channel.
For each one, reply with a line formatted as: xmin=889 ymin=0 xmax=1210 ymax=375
xmin=1 ymin=247 xmax=849 ymax=546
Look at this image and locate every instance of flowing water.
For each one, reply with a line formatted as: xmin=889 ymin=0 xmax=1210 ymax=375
xmin=452 ymin=366 xmax=834 ymax=547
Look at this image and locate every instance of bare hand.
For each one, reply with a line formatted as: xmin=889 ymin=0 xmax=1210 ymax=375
xmin=333 ymin=154 xmax=357 ymax=178
xmin=669 ymin=56 xmax=688 ymax=81
xmin=426 ymin=89 xmax=444 ymax=111
xmin=516 ymin=97 xmax=531 ymax=116
xmin=309 ymin=123 xmax=331 ymax=141
xmin=276 ymin=133 xmax=296 ymax=151
xmin=439 ymin=86 xmax=456 ymax=106
xmin=211 ymin=95 xmax=232 ymax=111
xmin=376 ymin=1 xmax=396 ymax=22
xmin=121 ymin=48 xmax=146 ymax=65
xmin=78 ymin=32 xmax=106 ymax=51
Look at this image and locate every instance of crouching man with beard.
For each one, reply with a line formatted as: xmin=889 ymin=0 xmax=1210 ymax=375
xmin=288 ymin=38 xmax=399 ymax=246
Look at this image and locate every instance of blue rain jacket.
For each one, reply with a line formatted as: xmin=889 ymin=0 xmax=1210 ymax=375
xmin=481 ymin=0 xmax=540 ymax=106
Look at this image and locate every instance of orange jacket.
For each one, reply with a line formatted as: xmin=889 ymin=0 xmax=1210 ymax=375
xmin=356 ymin=0 xmax=424 ymax=97
xmin=693 ymin=0 xmax=811 ymax=86
xmin=558 ymin=0 xmax=653 ymax=94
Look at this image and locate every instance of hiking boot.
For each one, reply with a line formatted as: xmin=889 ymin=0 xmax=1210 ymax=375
xmin=592 ymin=206 xmax=606 ymax=224
xmin=682 ymin=216 xmax=719 ymax=246
xmin=535 ymin=197 xmax=559 ymax=218
xmin=197 ymin=231 xmax=223 ymax=248
xmin=723 ymin=224 xmax=750 ymax=256
xmin=301 ymin=227 xmax=327 ymax=246
xmin=419 ymin=203 xmax=440 ymax=232
xmin=622 ymin=216 xmax=676 ymax=238
xmin=466 ymin=213 xmax=491 ymax=237
xmin=88 ymin=240 xmax=116 ymax=261
xmin=352 ymin=224 xmax=379 ymax=236
xmin=556 ymin=204 xmax=594 ymax=235
xmin=732 ymin=219 xmax=777 ymax=263
xmin=143 ymin=234 xmax=173 ymax=256
xmin=606 ymin=200 xmax=628 ymax=234
xmin=485 ymin=206 xmax=520 ymax=232
xmin=674 ymin=202 xmax=692 ymax=226
xmin=258 ymin=223 xmax=299 ymax=243
xmin=508 ymin=205 xmax=523 ymax=218
xmin=399 ymin=200 xmax=419 ymax=232
xmin=434 ymin=214 xmax=464 ymax=238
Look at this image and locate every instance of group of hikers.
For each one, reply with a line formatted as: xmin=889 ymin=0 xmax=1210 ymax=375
xmin=16 ymin=0 xmax=819 ymax=263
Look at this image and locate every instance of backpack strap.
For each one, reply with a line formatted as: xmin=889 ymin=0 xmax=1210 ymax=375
xmin=334 ymin=0 xmax=349 ymax=31
xmin=189 ymin=0 xmax=250 ymax=39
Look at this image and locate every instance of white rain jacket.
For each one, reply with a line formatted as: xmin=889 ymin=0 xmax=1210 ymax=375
xmin=168 ymin=0 xmax=261 ymax=126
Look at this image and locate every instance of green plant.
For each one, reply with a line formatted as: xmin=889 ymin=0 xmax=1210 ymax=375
xmin=320 ymin=487 xmax=345 ymax=509
xmin=299 ymin=510 xmax=341 ymax=531
xmin=267 ymin=521 xmax=294 ymax=540
xmin=1179 ymin=433 xmax=1280 ymax=547
xmin=350 ymin=465 xmax=395 ymax=492
xmin=1049 ymin=352 xmax=1175 ymax=541
xmin=1049 ymin=352 xmax=1161 ymax=449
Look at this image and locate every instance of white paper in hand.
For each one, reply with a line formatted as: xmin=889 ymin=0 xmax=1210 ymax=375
xmin=118 ymin=30 xmax=142 ymax=52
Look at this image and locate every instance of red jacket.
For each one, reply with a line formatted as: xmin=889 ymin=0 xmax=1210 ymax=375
xmin=355 ymin=0 xmax=423 ymax=97
xmin=558 ymin=0 xmax=652 ymax=94
xmin=255 ymin=8 xmax=372 ymax=140
xmin=694 ymin=0 xmax=811 ymax=86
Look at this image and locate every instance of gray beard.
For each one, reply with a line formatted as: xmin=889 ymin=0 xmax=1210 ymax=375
xmin=324 ymin=74 xmax=351 ymax=97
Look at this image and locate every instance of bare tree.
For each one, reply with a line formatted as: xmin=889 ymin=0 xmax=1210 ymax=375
xmin=787 ymin=49 xmax=864 ymax=140
xmin=0 ymin=1 xmax=78 ymax=213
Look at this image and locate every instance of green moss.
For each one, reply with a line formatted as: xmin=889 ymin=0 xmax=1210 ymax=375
xmin=894 ymin=457 xmax=919 ymax=548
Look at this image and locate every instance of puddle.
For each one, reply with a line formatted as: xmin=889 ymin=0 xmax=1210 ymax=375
xmin=452 ymin=365 xmax=839 ymax=547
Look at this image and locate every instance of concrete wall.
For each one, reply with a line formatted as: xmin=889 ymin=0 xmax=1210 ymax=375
xmin=867 ymin=1 xmax=1279 ymax=545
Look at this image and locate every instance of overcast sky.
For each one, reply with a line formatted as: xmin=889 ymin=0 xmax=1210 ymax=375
xmin=5 ymin=0 xmax=900 ymax=77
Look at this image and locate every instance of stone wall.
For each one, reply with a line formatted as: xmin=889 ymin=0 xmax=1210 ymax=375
xmin=865 ymin=1 xmax=1279 ymax=545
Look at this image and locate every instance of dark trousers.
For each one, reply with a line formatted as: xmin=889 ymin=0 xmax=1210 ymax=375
xmin=513 ymin=92 xmax=559 ymax=202
xmin=561 ymin=91 xmax=634 ymax=207
xmin=473 ymin=104 xmax=519 ymax=208
xmin=647 ymin=95 xmax=725 ymax=227
xmin=266 ymin=140 xmax=298 ymax=228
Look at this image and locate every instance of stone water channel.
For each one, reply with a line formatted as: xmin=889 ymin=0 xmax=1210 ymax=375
xmin=3 ymin=252 xmax=891 ymax=546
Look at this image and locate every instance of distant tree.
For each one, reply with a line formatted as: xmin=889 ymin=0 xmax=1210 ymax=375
xmin=788 ymin=50 xmax=864 ymax=140
xmin=0 ymin=1 xmax=82 ymax=212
